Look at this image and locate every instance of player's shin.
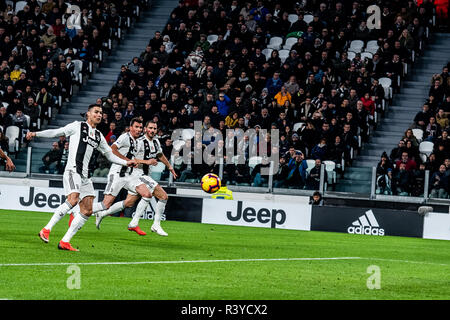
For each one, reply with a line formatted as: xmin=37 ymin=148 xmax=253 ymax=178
xmin=129 ymin=197 xmax=150 ymax=228
xmin=92 ymin=202 xmax=107 ymax=214
xmin=61 ymin=212 xmax=89 ymax=243
xmin=44 ymin=200 xmax=74 ymax=231
xmin=153 ymin=198 xmax=167 ymax=227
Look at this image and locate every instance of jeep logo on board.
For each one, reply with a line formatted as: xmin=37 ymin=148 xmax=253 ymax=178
xmin=226 ymin=201 xmax=286 ymax=228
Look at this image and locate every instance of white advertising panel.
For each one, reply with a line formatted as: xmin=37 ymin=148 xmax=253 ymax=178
xmin=423 ymin=213 xmax=450 ymax=240
xmin=201 ymin=199 xmax=311 ymax=231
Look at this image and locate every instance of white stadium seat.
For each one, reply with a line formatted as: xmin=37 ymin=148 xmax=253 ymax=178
xmin=303 ymin=14 xmax=313 ymax=24
xmin=378 ymin=77 xmax=392 ymax=99
xmin=207 ymin=34 xmax=218 ymax=45
xmin=266 ymin=37 xmax=283 ymax=50
xmin=150 ymin=162 xmax=166 ymax=181
xmin=347 ymin=51 xmax=356 ymax=60
xmin=366 ymin=40 xmax=378 ymax=48
xmin=361 ymin=52 xmax=373 ymax=60
xmin=306 ymin=159 xmax=316 ymax=174
xmin=249 ymin=156 xmax=262 ymax=170
xmin=419 ymin=141 xmax=434 ymax=158
xmin=412 ymin=128 xmax=424 ymax=142
xmin=350 ymin=40 xmax=364 ymax=51
xmin=15 ymin=1 xmax=27 ymax=13
xmin=262 ymin=48 xmax=273 ymax=60
xmin=5 ymin=126 xmax=20 ymax=153
xmin=288 ymin=14 xmax=298 ymax=24
xmin=323 ymin=160 xmax=337 ymax=184
xmin=279 ymin=49 xmax=290 ymax=63
xmin=283 ymin=37 xmax=297 ymax=50
xmin=364 ymin=46 xmax=379 ymax=54
xmin=293 ymin=122 xmax=305 ymax=132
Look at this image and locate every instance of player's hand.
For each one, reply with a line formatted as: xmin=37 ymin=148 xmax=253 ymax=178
xmin=127 ymin=159 xmax=138 ymax=167
xmin=168 ymin=166 xmax=177 ymax=179
xmin=5 ymin=157 xmax=15 ymax=172
xmin=148 ymin=159 xmax=158 ymax=166
xmin=26 ymin=132 xmax=36 ymax=140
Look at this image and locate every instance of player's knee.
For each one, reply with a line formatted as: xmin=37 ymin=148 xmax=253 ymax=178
xmin=67 ymin=194 xmax=79 ymax=207
xmin=159 ymin=192 xmax=168 ymax=202
xmin=124 ymin=198 xmax=136 ymax=208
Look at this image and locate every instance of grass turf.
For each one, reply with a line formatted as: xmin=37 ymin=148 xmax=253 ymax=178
xmin=0 ymin=209 xmax=449 ymax=300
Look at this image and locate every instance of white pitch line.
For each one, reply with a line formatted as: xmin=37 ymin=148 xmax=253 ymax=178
xmin=361 ymin=257 xmax=450 ymax=267
xmin=0 ymin=257 xmax=362 ymax=267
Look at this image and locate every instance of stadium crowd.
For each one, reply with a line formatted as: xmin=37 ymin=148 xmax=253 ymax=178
xmin=377 ymin=62 xmax=450 ymax=197
xmin=6 ymin=0 xmax=438 ymax=191
xmin=0 ymin=0 xmax=144 ymax=166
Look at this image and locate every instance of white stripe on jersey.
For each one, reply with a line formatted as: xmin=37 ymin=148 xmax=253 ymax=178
xmin=109 ymin=132 xmax=138 ymax=176
xmin=133 ymin=134 xmax=163 ymax=176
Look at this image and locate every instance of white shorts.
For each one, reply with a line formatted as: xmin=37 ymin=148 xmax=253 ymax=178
xmin=104 ymin=173 xmax=138 ymax=197
xmin=128 ymin=175 xmax=159 ymax=194
xmin=63 ymin=169 xmax=95 ymax=200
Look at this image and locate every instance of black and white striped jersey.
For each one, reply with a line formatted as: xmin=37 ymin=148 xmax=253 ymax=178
xmin=35 ymin=121 xmax=125 ymax=178
xmin=109 ymin=132 xmax=138 ymax=176
xmin=133 ymin=134 xmax=163 ymax=176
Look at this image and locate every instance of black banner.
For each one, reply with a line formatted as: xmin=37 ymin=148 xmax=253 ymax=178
xmin=311 ymin=206 xmax=424 ymax=238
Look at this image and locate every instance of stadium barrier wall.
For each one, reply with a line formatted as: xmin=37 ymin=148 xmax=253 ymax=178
xmin=1 ymin=183 xmax=448 ymax=241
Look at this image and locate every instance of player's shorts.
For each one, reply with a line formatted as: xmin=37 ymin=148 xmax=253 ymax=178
xmin=63 ymin=169 xmax=95 ymax=200
xmin=128 ymin=174 xmax=159 ymax=194
xmin=104 ymin=173 xmax=138 ymax=197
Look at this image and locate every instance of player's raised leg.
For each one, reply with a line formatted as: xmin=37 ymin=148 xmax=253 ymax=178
xmin=127 ymin=184 xmax=154 ymax=235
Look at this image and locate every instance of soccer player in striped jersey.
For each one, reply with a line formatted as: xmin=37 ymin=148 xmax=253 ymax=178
xmin=95 ymin=120 xmax=177 ymax=236
xmin=26 ymin=104 xmax=137 ymax=251
xmin=81 ymin=117 xmax=158 ymax=235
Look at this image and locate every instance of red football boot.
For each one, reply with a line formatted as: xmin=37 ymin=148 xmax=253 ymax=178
xmin=128 ymin=226 xmax=147 ymax=236
xmin=38 ymin=228 xmax=50 ymax=243
xmin=58 ymin=241 xmax=79 ymax=251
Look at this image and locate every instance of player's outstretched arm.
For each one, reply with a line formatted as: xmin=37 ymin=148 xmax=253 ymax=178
xmin=0 ymin=148 xmax=15 ymax=172
xmin=157 ymin=153 xmax=177 ymax=179
xmin=27 ymin=122 xmax=78 ymax=140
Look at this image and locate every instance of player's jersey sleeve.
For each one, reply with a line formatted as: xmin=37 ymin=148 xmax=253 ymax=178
xmin=113 ymin=133 xmax=129 ymax=150
xmin=36 ymin=121 xmax=79 ymax=138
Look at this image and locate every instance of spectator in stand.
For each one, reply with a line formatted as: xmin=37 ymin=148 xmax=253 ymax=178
xmin=284 ymin=151 xmax=308 ymax=189
xmin=413 ymin=104 xmax=432 ymax=130
xmin=392 ymin=162 xmax=412 ymax=196
xmin=429 ymin=164 xmax=449 ymax=198
xmin=396 ymin=151 xmax=417 ymax=172
xmin=306 ymin=158 xmax=327 ymax=191
xmin=424 ymin=116 xmax=441 ymax=142
xmin=40 ymin=141 xmax=61 ymax=174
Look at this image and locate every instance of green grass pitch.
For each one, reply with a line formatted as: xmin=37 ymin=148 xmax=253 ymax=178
xmin=0 ymin=209 xmax=449 ymax=300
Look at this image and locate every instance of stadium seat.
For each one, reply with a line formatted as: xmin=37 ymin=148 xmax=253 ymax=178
xmin=349 ymin=40 xmax=364 ymax=52
xmin=366 ymin=40 xmax=378 ymax=48
xmin=72 ymin=59 xmax=83 ymax=85
xmin=2 ymin=102 xmax=8 ymax=109
xmin=262 ymin=48 xmax=273 ymax=60
xmin=283 ymin=38 xmax=297 ymax=50
xmin=303 ymin=14 xmax=313 ymax=24
xmin=412 ymin=128 xmax=423 ymax=142
xmin=378 ymin=77 xmax=393 ymax=99
xmin=293 ymin=122 xmax=305 ymax=132
xmin=306 ymin=159 xmax=315 ymax=174
xmin=266 ymin=37 xmax=283 ymax=50
xmin=207 ymin=34 xmax=218 ymax=45
xmin=347 ymin=51 xmax=356 ymax=60
xmin=360 ymin=52 xmax=373 ymax=60
xmin=64 ymin=48 xmax=78 ymax=55
xmin=24 ymin=115 xmax=31 ymax=129
xmin=419 ymin=141 xmax=434 ymax=158
xmin=15 ymin=1 xmax=27 ymax=13
xmin=5 ymin=126 xmax=20 ymax=154
xmin=288 ymin=14 xmax=298 ymax=24
xmin=323 ymin=160 xmax=337 ymax=185
xmin=364 ymin=46 xmax=378 ymax=54
xmin=279 ymin=49 xmax=290 ymax=63
xmin=248 ymin=156 xmax=262 ymax=170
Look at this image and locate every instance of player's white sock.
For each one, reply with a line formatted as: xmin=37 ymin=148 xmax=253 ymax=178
xmin=44 ymin=200 xmax=74 ymax=231
xmin=61 ymin=212 xmax=89 ymax=243
xmin=129 ymin=197 xmax=151 ymax=228
xmin=92 ymin=202 xmax=107 ymax=214
xmin=97 ymin=201 xmax=125 ymax=218
xmin=153 ymin=198 xmax=167 ymax=228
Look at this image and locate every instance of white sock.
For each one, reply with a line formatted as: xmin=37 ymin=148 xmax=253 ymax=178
xmin=129 ymin=197 xmax=151 ymax=228
xmin=44 ymin=200 xmax=74 ymax=231
xmin=97 ymin=201 xmax=125 ymax=218
xmin=92 ymin=202 xmax=107 ymax=214
xmin=61 ymin=212 xmax=89 ymax=243
xmin=153 ymin=199 xmax=167 ymax=227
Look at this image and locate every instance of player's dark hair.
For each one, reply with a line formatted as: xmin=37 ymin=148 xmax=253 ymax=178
xmin=130 ymin=117 xmax=142 ymax=126
xmin=145 ymin=120 xmax=158 ymax=127
xmin=88 ymin=104 xmax=102 ymax=111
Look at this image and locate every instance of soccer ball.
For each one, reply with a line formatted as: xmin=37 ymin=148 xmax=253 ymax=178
xmin=201 ymin=173 xmax=221 ymax=193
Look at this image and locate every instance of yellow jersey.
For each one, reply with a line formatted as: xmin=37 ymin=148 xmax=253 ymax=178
xmin=211 ymin=186 xmax=233 ymax=200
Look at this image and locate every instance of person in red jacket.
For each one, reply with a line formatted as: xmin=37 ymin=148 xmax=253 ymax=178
xmin=395 ymin=152 xmax=417 ymax=172
xmin=360 ymin=92 xmax=375 ymax=116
